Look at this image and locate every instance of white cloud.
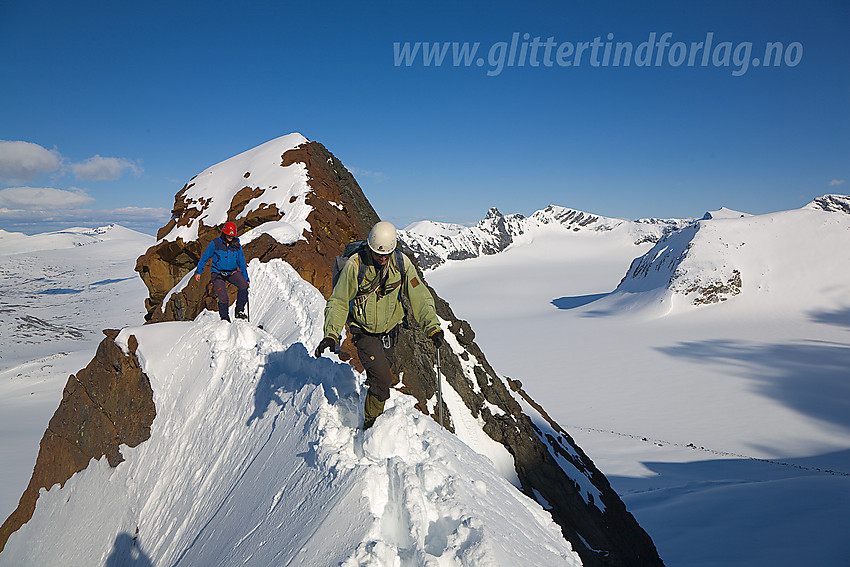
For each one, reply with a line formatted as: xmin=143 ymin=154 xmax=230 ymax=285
xmin=102 ymin=206 xmax=171 ymax=220
xmin=0 ymin=140 xmax=63 ymax=182
xmin=71 ymin=155 xmax=142 ymax=181
xmin=829 ymin=179 xmax=845 ymax=187
xmin=349 ymin=167 xmax=387 ymax=182
xmin=0 ymin=205 xmax=170 ymax=233
xmin=0 ymin=187 xmax=95 ymax=209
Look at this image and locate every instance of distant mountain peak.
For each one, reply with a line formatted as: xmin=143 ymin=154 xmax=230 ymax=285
xmin=806 ymin=194 xmax=850 ymax=214
xmin=400 ymin=205 xmax=690 ymax=270
xmin=701 ymin=207 xmax=752 ymax=220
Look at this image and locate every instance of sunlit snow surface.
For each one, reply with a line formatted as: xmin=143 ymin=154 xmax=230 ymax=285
xmin=424 ymin=203 xmax=850 ymax=566
xmin=0 ymin=259 xmax=580 ymax=567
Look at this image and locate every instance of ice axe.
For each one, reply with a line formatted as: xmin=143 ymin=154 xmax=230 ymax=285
xmin=436 ymin=346 xmax=444 ymax=428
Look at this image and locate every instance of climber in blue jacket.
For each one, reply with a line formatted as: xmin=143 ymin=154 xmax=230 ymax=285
xmin=194 ymin=222 xmax=250 ymax=321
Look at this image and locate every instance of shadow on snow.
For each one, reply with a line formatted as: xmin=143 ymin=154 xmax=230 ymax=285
xmin=104 ymin=532 xmax=154 ymax=567
xmin=551 ymin=292 xmax=610 ymax=310
xmin=246 ymin=342 xmax=358 ymax=426
xmin=657 ymin=333 xmax=850 ymax=433
xmin=809 ymin=305 xmax=850 ymax=330
xmin=610 ymin=450 xmax=850 ymax=567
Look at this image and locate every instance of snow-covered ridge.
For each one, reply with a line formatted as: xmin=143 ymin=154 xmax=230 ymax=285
xmin=159 ymin=133 xmax=313 ymax=245
xmin=399 ymin=205 xmax=690 ymax=270
xmin=1 ymin=259 xmax=581 ymax=566
xmin=423 ymin=194 xmax=850 ymax=566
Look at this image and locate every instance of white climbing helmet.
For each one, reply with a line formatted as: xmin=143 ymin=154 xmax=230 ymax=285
xmin=367 ymin=221 xmax=397 ymax=255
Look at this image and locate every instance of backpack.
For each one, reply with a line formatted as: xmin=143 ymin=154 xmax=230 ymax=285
xmin=332 ymin=240 xmax=406 ymax=298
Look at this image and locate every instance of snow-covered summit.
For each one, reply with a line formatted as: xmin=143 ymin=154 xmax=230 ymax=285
xmin=399 ymin=205 xmax=690 ymax=270
xmin=403 ymin=219 xmax=468 ymax=238
xmin=701 ymin=207 xmax=753 ymax=220
xmin=158 ymin=133 xmax=312 ymax=245
xmin=6 ymin=135 xmax=668 ymax=565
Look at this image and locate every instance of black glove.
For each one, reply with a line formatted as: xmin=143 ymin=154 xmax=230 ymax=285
xmin=314 ymin=337 xmax=336 ymax=358
xmin=430 ymin=330 xmax=444 ymax=349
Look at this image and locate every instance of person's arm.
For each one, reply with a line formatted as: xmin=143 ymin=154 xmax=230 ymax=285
xmin=402 ymin=255 xmax=441 ymax=337
xmin=194 ymin=241 xmax=216 ymax=281
xmin=237 ymin=246 xmax=249 ymax=282
xmin=322 ymin=256 xmax=359 ymax=341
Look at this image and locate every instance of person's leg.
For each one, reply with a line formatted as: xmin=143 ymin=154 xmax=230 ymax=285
xmin=212 ymin=275 xmax=230 ymax=321
xmin=353 ymin=333 xmax=396 ymax=429
xmin=228 ymin=272 xmax=249 ymax=316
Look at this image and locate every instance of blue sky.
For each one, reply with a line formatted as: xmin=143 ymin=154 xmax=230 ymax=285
xmin=1 ymin=0 xmax=847 ymax=234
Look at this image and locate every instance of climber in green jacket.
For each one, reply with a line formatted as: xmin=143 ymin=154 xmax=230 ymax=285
xmin=314 ymin=221 xmax=444 ymax=429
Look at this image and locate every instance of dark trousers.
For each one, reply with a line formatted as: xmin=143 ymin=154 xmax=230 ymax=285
xmin=352 ymin=327 xmax=397 ymax=402
xmin=212 ymin=271 xmax=249 ymax=319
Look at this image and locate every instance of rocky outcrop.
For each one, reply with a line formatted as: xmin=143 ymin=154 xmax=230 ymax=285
xmin=3 ymin=138 xmax=663 ymax=566
xmin=135 ymin=142 xmax=374 ymax=330
xmin=807 ymin=194 xmax=850 ymax=214
xmin=0 ymin=330 xmax=154 ymax=552
xmin=688 ymin=269 xmax=742 ymax=305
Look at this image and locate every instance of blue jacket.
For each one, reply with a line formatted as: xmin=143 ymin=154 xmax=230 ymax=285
xmin=196 ymin=236 xmax=249 ymax=281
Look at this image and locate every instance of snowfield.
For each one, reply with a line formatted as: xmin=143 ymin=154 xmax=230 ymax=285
xmin=424 ymin=198 xmax=850 ymax=566
xmin=0 ymin=259 xmax=581 ymax=567
xmin=0 ymin=225 xmax=153 ymax=522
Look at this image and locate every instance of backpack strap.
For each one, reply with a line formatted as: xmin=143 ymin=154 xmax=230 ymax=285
xmin=392 ymin=249 xmax=406 ymax=281
xmin=353 ymin=248 xmax=374 ymax=299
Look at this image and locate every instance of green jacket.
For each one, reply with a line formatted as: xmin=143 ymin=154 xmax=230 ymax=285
xmin=323 ymin=251 xmax=441 ymax=341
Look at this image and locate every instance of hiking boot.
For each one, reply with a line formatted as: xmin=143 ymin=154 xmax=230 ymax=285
xmin=235 ymin=311 xmax=247 ymax=320
xmin=363 ymin=391 xmax=385 ymax=430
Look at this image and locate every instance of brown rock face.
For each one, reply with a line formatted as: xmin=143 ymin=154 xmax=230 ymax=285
xmin=131 ymin=140 xmax=663 ymax=566
xmin=0 ymin=330 xmax=155 ymax=552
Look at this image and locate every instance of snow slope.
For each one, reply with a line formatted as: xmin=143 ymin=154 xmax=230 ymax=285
xmin=0 ymin=224 xmax=153 ymax=521
xmin=0 ymin=259 xmax=581 ymax=566
xmin=426 ymin=197 xmax=850 ymax=566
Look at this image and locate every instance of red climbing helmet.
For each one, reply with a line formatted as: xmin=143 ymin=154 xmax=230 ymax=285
xmin=222 ymin=222 xmax=237 ymax=237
